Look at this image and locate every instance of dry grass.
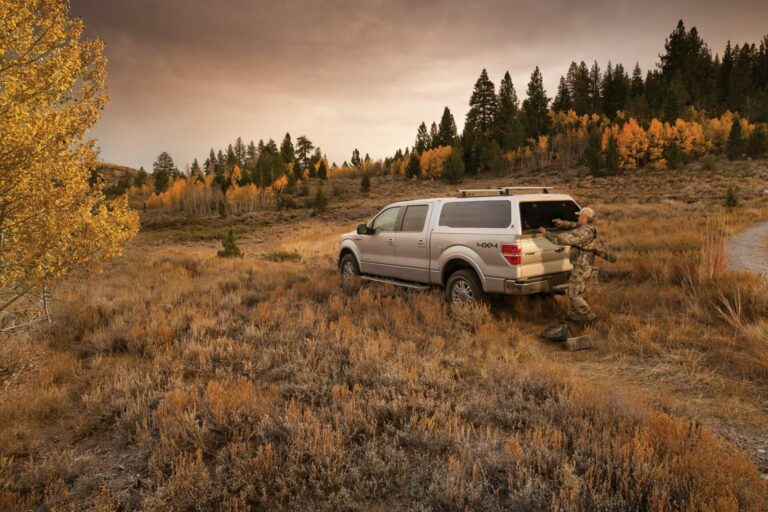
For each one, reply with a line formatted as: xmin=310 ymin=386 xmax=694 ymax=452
xmin=1 ymin=158 xmax=768 ymax=510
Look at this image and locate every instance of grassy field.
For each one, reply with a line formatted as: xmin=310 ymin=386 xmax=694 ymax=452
xmin=2 ymin=158 xmax=768 ymax=510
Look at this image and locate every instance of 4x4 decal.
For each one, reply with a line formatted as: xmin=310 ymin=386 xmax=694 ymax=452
xmin=476 ymin=242 xmax=498 ymax=249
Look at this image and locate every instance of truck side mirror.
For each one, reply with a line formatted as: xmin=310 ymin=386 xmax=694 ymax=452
xmin=356 ymin=223 xmax=370 ymax=235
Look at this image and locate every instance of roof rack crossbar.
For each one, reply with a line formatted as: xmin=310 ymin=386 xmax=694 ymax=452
xmin=457 ymin=186 xmax=553 ymax=197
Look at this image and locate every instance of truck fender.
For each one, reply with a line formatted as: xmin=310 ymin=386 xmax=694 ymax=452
xmin=338 ymin=239 xmax=363 ymax=269
xmin=436 ymin=245 xmax=487 ymax=290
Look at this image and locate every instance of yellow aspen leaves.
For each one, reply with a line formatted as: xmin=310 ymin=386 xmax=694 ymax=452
xmin=1 ymin=0 xmax=138 ymax=311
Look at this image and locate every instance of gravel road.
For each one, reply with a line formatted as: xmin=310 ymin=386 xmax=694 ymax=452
xmin=728 ymin=219 xmax=768 ymax=278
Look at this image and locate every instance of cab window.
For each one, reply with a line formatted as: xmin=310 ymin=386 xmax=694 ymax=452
xmin=400 ymin=205 xmax=429 ymax=232
xmin=371 ymin=206 xmax=401 ymax=233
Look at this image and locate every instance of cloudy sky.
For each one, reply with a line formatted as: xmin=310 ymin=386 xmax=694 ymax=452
xmin=70 ymin=0 xmax=768 ymax=170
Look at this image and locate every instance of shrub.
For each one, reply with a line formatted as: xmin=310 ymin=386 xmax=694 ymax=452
xmin=700 ymin=154 xmax=717 ymax=171
xmin=217 ymin=228 xmax=243 ymax=258
xmin=312 ymin=185 xmax=328 ymax=212
xmin=263 ymin=250 xmax=302 ymax=263
xmin=360 ymin=174 xmax=371 ymax=192
xmin=724 ymin=186 xmax=739 ymax=208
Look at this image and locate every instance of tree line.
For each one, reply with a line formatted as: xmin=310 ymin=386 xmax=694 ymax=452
xmin=388 ymin=19 xmax=768 ymax=178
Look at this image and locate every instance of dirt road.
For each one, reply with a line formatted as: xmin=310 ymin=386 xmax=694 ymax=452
xmin=729 ymin=219 xmax=768 ymax=278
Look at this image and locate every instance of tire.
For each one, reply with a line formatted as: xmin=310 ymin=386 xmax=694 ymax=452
xmin=339 ymin=253 xmax=360 ymax=280
xmin=445 ymin=269 xmax=488 ymax=305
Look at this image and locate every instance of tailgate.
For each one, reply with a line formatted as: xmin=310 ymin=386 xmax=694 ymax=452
xmin=517 ymin=236 xmax=572 ymax=278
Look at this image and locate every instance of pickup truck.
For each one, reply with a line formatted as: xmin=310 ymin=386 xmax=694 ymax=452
xmin=338 ymin=187 xmax=581 ymax=304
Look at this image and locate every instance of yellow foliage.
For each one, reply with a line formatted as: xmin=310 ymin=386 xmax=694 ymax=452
xmin=0 ymin=0 xmax=138 ymax=310
xmin=328 ymin=164 xmax=360 ymax=179
xmin=672 ymin=119 xmax=706 ymax=157
xmin=419 ymin=146 xmax=452 ymax=179
xmin=646 ymin=119 xmax=670 ymax=170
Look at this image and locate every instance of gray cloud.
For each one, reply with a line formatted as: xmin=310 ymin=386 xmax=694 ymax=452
xmin=71 ymin=0 xmax=768 ymax=169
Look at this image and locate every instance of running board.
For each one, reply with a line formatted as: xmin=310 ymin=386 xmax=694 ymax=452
xmin=361 ymin=276 xmax=431 ymax=290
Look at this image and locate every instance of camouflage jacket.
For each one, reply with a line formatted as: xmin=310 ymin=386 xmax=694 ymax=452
xmin=544 ymin=221 xmax=598 ymax=267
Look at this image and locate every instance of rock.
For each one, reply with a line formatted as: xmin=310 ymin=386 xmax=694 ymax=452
xmin=540 ymin=323 xmax=571 ymax=342
xmin=565 ymin=335 xmax=593 ymax=351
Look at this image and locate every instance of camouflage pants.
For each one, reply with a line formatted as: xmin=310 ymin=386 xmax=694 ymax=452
xmin=567 ymin=264 xmax=596 ymax=321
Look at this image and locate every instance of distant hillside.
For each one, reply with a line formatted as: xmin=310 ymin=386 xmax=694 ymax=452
xmin=93 ymin=162 xmax=140 ymax=186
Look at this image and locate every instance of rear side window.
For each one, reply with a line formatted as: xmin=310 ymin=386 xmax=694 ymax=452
xmin=400 ymin=205 xmax=429 ymax=232
xmin=439 ymin=200 xmax=511 ymax=228
xmin=519 ymin=200 xmax=579 ymax=232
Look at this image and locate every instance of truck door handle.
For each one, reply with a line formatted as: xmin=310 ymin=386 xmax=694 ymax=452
xmin=555 ymin=247 xmax=565 ymax=253
xmin=417 ymin=240 xmax=425 ymax=247
xmin=388 ymin=238 xmax=395 ymax=246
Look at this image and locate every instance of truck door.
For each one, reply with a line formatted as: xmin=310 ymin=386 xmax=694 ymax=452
xmin=359 ymin=206 xmax=401 ymax=277
xmin=395 ymin=204 xmax=431 ymax=282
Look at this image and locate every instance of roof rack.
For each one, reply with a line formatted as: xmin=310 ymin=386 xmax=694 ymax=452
xmin=457 ymin=186 xmax=553 ymax=197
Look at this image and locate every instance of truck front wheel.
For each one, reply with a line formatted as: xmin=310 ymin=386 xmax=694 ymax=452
xmin=340 ymin=253 xmax=360 ymax=279
xmin=445 ymin=269 xmax=488 ymax=305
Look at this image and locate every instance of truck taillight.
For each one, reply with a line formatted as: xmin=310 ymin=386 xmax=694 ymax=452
xmin=501 ymin=244 xmax=522 ymax=265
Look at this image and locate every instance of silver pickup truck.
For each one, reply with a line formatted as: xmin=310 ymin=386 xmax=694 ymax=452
xmin=338 ymin=187 xmax=581 ymax=304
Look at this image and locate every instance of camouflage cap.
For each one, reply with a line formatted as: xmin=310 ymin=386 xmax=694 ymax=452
xmin=576 ymin=207 xmax=595 ymax=219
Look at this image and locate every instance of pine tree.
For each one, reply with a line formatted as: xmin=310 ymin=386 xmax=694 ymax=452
xmin=627 ymin=63 xmax=647 ymax=120
xmin=522 ymin=66 xmax=550 ymax=138
xmin=442 ymin=147 xmax=465 ymax=183
xmin=726 ymin=116 xmax=746 ymax=159
xmin=134 ymin=167 xmax=148 ymax=188
xmin=226 ymin=144 xmax=236 ymax=169
xmin=295 ymin=136 xmax=314 ymax=171
xmin=602 ymin=62 xmax=629 ymax=119
xmin=495 ymin=71 xmax=526 ymax=150
xmin=190 ymin=158 xmax=203 ymax=181
xmin=217 ymin=228 xmax=243 ymax=258
xmin=604 ymin=134 xmax=620 ymax=175
xmin=665 ymin=71 xmax=689 ymax=121
xmin=415 ymin=122 xmax=430 ymax=152
xmin=552 ymin=76 xmax=572 ymax=112
xmin=406 ymin=152 xmax=421 ymax=178
xmin=360 ymin=174 xmax=371 ymax=192
xmin=747 ymin=125 xmax=768 ymax=158
xmin=437 ymin=107 xmax=458 ymax=146
xmin=429 ymin=122 xmax=438 ymax=149
xmin=203 ymin=149 xmax=214 ymax=175
xmin=246 ymin=141 xmax=258 ymax=171
xmin=233 ymin=137 xmax=246 ymax=167
xmin=317 ymin=159 xmax=328 ymax=180
xmin=351 ymin=148 xmax=362 ymax=168
xmin=664 ymin=141 xmax=685 ymax=169
xmin=466 ymin=69 xmax=498 ymax=133
xmin=479 ymin=140 xmax=503 ymax=174
xmin=584 ymin=128 xmax=603 ymax=175
xmin=588 ymin=61 xmax=602 ymax=114
xmin=152 ymin=151 xmax=175 ymax=193
xmin=567 ymin=61 xmax=591 ymax=115
xmin=280 ymin=133 xmax=295 ymax=164
xmin=659 ymin=20 xmax=716 ymax=111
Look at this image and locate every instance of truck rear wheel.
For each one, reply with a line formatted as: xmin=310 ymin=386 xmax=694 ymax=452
xmin=445 ymin=269 xmax=488 ymax=305
xmin=339 ymin=253 xmax=360 ymax=279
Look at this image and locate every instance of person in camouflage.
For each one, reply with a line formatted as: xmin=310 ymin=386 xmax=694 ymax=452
xmin=538 ymin=207 xmax=599 ymax=322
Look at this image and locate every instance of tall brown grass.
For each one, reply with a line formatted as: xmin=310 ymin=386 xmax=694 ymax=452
xmin=1 ymin=159 xmax=768 ymax=510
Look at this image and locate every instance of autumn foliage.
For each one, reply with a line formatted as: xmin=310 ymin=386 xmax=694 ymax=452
xmin=0 ymin=0 xmax=138 ymax=324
